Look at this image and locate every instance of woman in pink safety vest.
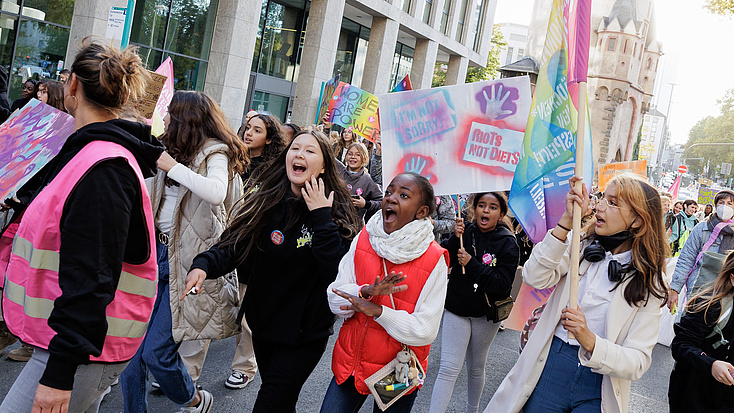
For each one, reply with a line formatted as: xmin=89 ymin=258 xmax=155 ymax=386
xmin=0 ymin=38 xmax=163 ymax=413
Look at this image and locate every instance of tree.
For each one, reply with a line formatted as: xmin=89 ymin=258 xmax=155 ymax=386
xmin=432 ymin=24 xmax=506 ymax=87
xmin=704 ymin=0 xmax=734 ymax=15
xmin=684 ymin=88 xmax=734 ymax=178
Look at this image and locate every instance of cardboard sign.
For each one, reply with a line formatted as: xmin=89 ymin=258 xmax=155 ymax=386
xmin=698 ymin=187 xmax=717 ymax=206
xmin=0 ymin=99 xmax=76 ymax=201
xmin=504 ymin=283 xmax=556 ymax=331
xmin=379 ymin=77 xmax=532 ymax=195
xmin=139 ymin=71 xmax=167 ymax=119
xmin=597 ymin=160 xmax=647 ymax=192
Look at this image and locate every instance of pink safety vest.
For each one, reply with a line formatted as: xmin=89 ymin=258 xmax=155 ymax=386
xmin=2 ymin=140 xmax=158 ymax=363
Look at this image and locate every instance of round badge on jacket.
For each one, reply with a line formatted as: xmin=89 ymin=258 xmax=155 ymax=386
xmin=271 ymin=230 xmax=284 ymax=245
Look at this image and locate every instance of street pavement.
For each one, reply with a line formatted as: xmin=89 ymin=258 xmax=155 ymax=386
xmin=0 ymin=318 xmax=673 ymax=412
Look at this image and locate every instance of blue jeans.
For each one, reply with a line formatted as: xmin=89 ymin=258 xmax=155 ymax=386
xmin=319 ymin=376 xmax=418 ymax=413
xmin=120 ymin=241 xmax=196 ymax=412
xmin=524 ymin=336 xmax=603 ymax=413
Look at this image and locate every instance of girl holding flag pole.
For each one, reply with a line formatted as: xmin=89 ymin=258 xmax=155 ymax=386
xmin=485 ymin=174 xmax=669 ymax=413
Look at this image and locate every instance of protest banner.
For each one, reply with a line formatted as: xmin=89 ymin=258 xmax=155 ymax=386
xmin=698 ymin=186 xmax=717 ymax=206
xmin=330 ymin=84 xmax=381 ymax=141
xmin=379 ymin=76 xmax=532 ymax=195
xmin=143 ymin=57 xmax=174 ymax=137
xmin=315 ymin=74 xmax=340 ymax=124
xmin=139 ymin=72 xmax=167 ymax=119
xmin=0 ymin=99 xmax=76 ymax=201
xmin=597 ymin=160 xmax=647 ymax=192
xmin=504 ymin=283 xmax=556 ymax=331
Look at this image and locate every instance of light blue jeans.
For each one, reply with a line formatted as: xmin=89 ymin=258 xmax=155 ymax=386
xmin=120 ymin=241 xmax=196 ymax=412
xmin=0 ymin=349 xmax=127 ymax=413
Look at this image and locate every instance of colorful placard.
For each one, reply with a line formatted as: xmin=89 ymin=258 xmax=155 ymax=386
xmin=379 ymin=76 xmax=532 ymax=196
xmin=504 ymin=283 xmax=556 ymax=331
xmin=0 ymin=99 xmax=76 ymax=201
xmin=330 ymin=84 xmax=381 ymax=141
xmin=315 ymin=74 xmax=340 ymax=124
xmin=391 ymin=74 xmax=412 ymax=92
xmin=698 ymin=187 xmax=717 ymax=206
xmin=144 ymin=57 xmax=174 ymax=137
xmin=597 ymin=160 xmax=647 ymax=192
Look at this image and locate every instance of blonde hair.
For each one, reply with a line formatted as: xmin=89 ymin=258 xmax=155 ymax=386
xmin=346 ymin=142 xmax=369 ymax=170
xmin=71 ymin=37 xmax=150 ymax=115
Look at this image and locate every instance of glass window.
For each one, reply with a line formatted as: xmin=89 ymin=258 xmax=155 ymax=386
xmin=390 ymin=43 xmax=413 ymax=91
xmin=401 ymin=0 xmax=411 ymax=13
xmin=21 ymin=0 xmax=74 ymax=26
xmin=333 ymin=18 xmax=359 ymax=83
xmin=0 ymin=14 xmax=17 ymax=68
xmin=422 ymin=0 xmax=431 ymax=23
xmin=130 ymin=0 xmax=170 ymax=50
xmin=469 ymin=0 xmax=482 ymax=51
xmin=11 ymin=19 xmax=68 ymax=99
xmin=607 ymin=37 xmax=616 ymax=52
xmin=167 ymin=54 xmax=208 ymax=91
xmin=251 ymin=0 xmax=269 ymax=72
xmin=440 ymin=0 xmax=451 ymax=35
xmin=252 ymin=91 xmax=289 ymax=122
xmin=518 ymin=48 xmax=524 ymax=58
xmin=455 ymin=0 xmax=468 ymax=42
xmin=505 ymin=47 xmax=513 ymax=65
xmin=164 ymin=0 xmax=218 ymax=60
xmin=257 ymin=1 xmax=302 ymax=80
xmin=136 ymin=46 xmax=165 ymax=73
xmin=351 ymin=37 xmax=368 ymax=88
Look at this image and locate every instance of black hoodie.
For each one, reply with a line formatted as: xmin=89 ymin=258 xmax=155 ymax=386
xmin=441 ymin=223 xmax=519 ymax=318
xmin=9 ymin=119 xmax=163 ymax=390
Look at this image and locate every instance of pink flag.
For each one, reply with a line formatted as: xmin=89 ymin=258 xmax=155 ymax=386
xmin=668 ymin=175 xmax=681 ymax=202
xmin=567 ymin=0 xmax=591 ymax=85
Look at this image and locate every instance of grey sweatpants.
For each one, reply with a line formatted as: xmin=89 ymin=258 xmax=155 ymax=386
xmin=0 ymin=348 xmax=128 ymax=413
xmin=429 ymin=309 xmax=501 ymax=413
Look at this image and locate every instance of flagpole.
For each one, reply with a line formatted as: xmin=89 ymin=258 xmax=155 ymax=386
xmin=568 ymin=82 xmax=587 ymax=340
xmin=455 ymin=194 xmax=466 ymax=274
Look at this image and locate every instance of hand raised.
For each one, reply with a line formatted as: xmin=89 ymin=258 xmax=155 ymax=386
xmin=559 ymin=176 xmax=588 ymax=228
xmin=454 ymin=217 xmax=465 ymax=237
xmin=302 ymin=176 xmax=334 ymax=211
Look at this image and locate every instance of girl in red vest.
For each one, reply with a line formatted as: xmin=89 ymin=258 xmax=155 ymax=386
xmin=323 ymin=172 xmax=450 ymax=412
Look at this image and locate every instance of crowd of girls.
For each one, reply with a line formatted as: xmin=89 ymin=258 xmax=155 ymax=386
xmin=2 ymin=40 xmax=732 ymax=413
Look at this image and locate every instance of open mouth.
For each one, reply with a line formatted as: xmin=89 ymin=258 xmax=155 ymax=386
xmin=480 ymin=216 xmax=490 ymax=225
xmin=292 ymin=163 xmax=307 ymax=174
xmin=596 ymin=215 xmax=605 ymax=224
xmin=383 ymin=207 xmax=398 ymax=223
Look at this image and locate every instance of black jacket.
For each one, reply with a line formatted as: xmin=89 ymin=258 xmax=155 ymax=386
xmin=341 ymin=168 xmax=382 ymax=223
xmin=441 ymin=223 xmax=519 ymax=318
xmin=670 ymin=298 xmax=734 ymax=413
xmin=7 ymin=119 xmax=163 ymax=390
xmin=191 ymin=197 xmax=350 ymax=346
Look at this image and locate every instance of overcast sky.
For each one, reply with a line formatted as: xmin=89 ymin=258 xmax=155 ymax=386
xmin=493 ymin=0 xmax=734 ymax=145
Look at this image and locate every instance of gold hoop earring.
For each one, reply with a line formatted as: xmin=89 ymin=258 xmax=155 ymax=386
xmin=64 ymin=94 xmax=78 ymax=113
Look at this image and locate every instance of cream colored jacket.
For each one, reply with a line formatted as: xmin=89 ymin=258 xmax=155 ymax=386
xmin=148 ymin=140 xmax=242 ymax=342
xmin=484 ymin=231 xmax=663 ymax=413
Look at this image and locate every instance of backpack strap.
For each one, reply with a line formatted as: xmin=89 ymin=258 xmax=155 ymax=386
xmin=706 ymin=296 xmax=733 ymax=349
xmin=681 ymin=221 xmax=731 ymax=299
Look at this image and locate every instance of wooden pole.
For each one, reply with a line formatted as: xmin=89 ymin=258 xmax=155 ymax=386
xmin=456 ymin=194 xmax=466 ymax=274
xmin=568 ymin=81 xmax=587 ymax=340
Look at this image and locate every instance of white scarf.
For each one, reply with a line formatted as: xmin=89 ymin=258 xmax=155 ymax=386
xmin=365 ymin=210 xmax=435 ymax=264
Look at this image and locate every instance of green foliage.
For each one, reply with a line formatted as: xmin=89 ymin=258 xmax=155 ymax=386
xmin=684 ymin=88 xmax=734 ymax=177
xmin=704 ymin=0 xmax=734 ymax=15
xmin=432 ymin=24 xmax=506 ymax=87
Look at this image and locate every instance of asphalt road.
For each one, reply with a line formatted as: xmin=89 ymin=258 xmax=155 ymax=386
xmin=0 ymin=319 xmax=674 ymax=412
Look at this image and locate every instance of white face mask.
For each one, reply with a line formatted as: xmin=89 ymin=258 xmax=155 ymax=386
xmin=717 ymin=205 xmax=734 ymax=221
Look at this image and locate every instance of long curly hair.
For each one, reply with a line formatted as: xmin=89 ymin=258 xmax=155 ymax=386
xmin=160 ymin=91 xmax=249 ymax=174
xmin=219 ymin=130 xmax=359 ymax=263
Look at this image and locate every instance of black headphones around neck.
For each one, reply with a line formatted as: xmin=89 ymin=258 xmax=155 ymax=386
xmin=582 ymin=241 xmax=627 ymax=282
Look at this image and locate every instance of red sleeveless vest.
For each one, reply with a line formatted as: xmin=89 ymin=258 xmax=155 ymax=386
xmin=331 ymin=230 xmax=449 ymax=394
xmin=2 ymin=141 xmax=158 ymax=362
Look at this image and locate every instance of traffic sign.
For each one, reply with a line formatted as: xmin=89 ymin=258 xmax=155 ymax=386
xmin=678 ymin=165 xmax=688 ymax=174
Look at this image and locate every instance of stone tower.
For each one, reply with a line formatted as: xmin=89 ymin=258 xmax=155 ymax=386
xmin=525 ymin=0 xmax=662 ymax=166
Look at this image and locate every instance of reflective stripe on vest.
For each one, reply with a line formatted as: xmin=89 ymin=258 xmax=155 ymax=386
xmin=2 ymin=140 xmax=158 ymax=363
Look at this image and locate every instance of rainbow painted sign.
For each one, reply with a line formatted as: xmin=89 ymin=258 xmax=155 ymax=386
xmin=378 ymin=77 xmax=532 ymax=196
xmin=0 ymin=99 xmax=76 ymax=201
xmin=329 ymin=84 xmax=380 ymax=141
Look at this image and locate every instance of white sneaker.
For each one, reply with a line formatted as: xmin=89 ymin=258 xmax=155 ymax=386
xmin=224 ymin=371 xmax=251 ymax=389
xmin=178 ymin=389 xmax=213 ymax=413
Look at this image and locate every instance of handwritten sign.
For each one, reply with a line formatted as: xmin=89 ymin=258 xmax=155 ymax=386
xmin=0 ymin=99 xmax=76 ymax=201
xmin=143 ymin=57 xmax=174 ymax=137
xmin=597 ymin=160 xmax=647 ymax=192
xmin=379 ymin=77 xmax=532 ymax=196
xmin=330 ymin=84 xmax=380 ymax=141
xmin=698 ymin=187 xmax=717 ymax=206
xmin=139 ymin=72 xmax=167 ymax=119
